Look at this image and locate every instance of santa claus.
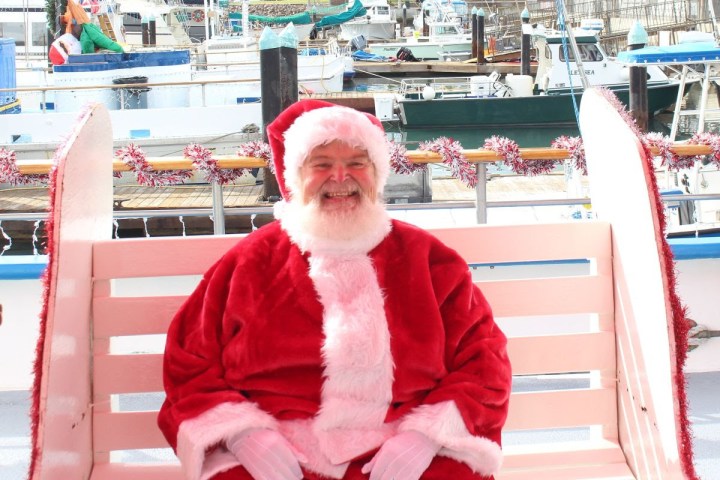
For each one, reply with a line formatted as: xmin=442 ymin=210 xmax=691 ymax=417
xmin=158 ymin=99 xmax=512 ymax=480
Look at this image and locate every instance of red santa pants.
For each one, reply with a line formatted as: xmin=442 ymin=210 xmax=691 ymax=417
xmin=211 ymin=454 xmax=492 ymax=479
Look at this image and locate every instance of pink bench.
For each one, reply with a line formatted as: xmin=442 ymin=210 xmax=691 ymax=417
xmin=29 ymin=91 xmax=693 ymax=480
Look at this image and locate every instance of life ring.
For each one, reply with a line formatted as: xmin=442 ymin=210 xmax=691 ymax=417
xmin=191 ymin=9 xmax=205 ymax=23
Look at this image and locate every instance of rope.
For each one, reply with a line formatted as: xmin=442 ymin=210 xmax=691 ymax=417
xmin=555 ymin=0 xmax=581 ymax=129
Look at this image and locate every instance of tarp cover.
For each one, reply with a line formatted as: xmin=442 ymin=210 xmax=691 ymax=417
xmin=228 ymin=11 xmax=313 ymax=25
xmin=315 ymin=0 xmax=367 ymax=28
xmin=617 ymin=41 xmax=720 ymax=65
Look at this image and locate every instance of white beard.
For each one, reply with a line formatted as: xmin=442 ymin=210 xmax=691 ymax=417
xmin=276 ymin=195 xmax=392 ymax=256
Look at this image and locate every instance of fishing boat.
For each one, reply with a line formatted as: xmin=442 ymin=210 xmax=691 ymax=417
xmin=365 ymin=20 xmax=471 ymax=60
xmin=1 ymin=0 xmax=346 ymax=159
xmin=338 ymin=0 xmax=397 ymax=41
xmin=364 ymin=0 xmax=470 ymax=60
xmin=393 ymin=25 xmax=693 ymax=128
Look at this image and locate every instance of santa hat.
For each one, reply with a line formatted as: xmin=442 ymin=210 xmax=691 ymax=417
xmin=267 ymin=99 xmax=390 ymax=200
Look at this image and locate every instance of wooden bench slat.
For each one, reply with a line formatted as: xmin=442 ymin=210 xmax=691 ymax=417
xmin=497 ymin=462 xmax=635 ymax=480
xmin=92 ymin=273 xmax=612 ymax=340
xmin=505 ymin=388 xmax=616 ymax=431
xmin=91 ymin=463 xmax=182 ymax=480
xmin=94 ymin=411 xmax=169 ymax=451
xmin=94 ymin=354 xmax=164 ymax=395
xmin=93 ymin=223 xmax=612 ymax=280
xmin=502 ymin=439 xmax=627 ymax=469
xmin=93 ymin=235 xmax=243 ymax=279
xmin=92 ymin=332 xmax=615 ymax=395
xmin=508 ymin=332 xmax=616 ymax=375
xmin=94 ymin=296 xmax=186 ymax=337
xmin=93 ymin=386 xmax=618 ymax=453
xmin=431 ymin=222 xmax=611 ymax=264
xmin=480 ymin=275 xmax=613 ymax=318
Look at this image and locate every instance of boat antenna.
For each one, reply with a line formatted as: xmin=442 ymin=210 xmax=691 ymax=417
xmin=555 ymin=0 xmax=590 ymax=90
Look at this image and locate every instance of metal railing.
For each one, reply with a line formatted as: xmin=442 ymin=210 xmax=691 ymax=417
xmin=4 ymin=143 xmax=720 ymax=235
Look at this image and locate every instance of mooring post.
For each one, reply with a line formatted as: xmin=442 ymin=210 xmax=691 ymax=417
xmin=471 ymin=7 xmax=478 ymax=61
xmin=478 ymin=7 xmax=485 ymax=65
xmin=520 ymin=7 xmax=531 ymax=76
xmin=260 ymin=25 xmax=298 ymax=202
xmin=627 ymin=21 xmax=649 ymax=132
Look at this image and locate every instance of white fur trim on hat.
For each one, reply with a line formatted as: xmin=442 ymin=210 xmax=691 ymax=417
xmin=282 ymin=106 xmax=391 ymax=198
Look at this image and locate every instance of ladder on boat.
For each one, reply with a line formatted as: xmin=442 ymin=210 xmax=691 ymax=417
xmin=98 ymin=13 xmax=116 ymax=42
xmin=669 ymin=64 xmax=720 ymax=141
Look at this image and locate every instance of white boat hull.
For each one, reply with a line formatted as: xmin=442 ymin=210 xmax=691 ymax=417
xmin=368 ymin=38 xmax=471 ymax=60
xmin=340 ymin=21 xmax=397 ymax=41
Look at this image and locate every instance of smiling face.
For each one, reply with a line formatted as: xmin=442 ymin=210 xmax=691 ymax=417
xmin=298 ymin=140 xmax=377 ymax=212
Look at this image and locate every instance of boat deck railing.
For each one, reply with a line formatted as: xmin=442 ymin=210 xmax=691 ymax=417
xmin=2 ymin=76 xmax=265 ymax=114
xmin=398 ymin=74 xmax=510 ymax=99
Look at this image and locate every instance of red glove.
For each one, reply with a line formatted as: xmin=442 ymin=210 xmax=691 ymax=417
xmin=361 ymin=430 xmax=441 ymax=480
xmin=227 ymin=428 xmax=306 ymax=480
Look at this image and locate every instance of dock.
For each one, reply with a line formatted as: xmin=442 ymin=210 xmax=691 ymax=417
xmin=352 ymin=60 xmax=535 ymax=77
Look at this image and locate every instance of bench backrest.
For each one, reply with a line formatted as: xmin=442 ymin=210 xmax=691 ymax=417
xmin=29 ymin=92 xmax=692 ymax=480
xmin=88 ymin=220 xmax=617 ymax=480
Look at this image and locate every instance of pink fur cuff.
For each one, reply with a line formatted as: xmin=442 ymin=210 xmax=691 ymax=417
xmin=176 ymin=401 xmax=278 ymax=480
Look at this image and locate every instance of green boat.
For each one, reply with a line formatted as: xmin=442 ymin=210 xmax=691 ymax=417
xmin=396 ymin=26 xmax=694 ymax=128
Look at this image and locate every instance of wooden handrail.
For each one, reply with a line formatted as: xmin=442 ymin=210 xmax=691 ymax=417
xmin=12 ymin=144 xmax=715 ymax=175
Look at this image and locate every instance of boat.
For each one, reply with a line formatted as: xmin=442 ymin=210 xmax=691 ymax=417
xmin=226 ymin=11 xmax=316 ymax=42
xmin=392 ymin=25 xmax=693 ymax=128
xmin=617 ymin=38 xmax=720 ymax=232
xmin=2 ymin=39 xmax=344 ymax=159
xmin=364 ymin=0 xmax=471 ymax=60
xmin=365 ymin=20 xmax=471 ymax=60
xmin=338 ymin=0 xmax=397 ymax=41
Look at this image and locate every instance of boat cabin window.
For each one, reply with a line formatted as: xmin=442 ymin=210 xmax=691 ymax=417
xmin=434 ymin=25 xmax=459 ymax=35
xmin=559 ymin=44 xmax=603 ymax=62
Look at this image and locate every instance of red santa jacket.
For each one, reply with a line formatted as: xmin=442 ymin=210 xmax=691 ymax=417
xmin=158 ymin=218 xmax=511 ymax=480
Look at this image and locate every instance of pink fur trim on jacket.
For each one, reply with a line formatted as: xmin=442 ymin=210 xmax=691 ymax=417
xmin=399 ymin=400 xmax=503 ymax=476
xmin=309 ymin=252 xmax=396 ymax=464
xmin=176 ymin=401 xmax=278 ymax=480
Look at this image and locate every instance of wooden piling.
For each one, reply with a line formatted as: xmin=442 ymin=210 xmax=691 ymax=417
xmin=260 ymin=28 xmax=298 ymax=201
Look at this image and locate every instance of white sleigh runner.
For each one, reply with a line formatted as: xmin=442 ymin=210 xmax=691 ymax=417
xmin=27 ymin=89 xmax=697 ymax=480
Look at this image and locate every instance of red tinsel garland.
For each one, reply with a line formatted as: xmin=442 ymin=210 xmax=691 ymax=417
xmin=237 ymin=140 xmax=274 ymax=175
xmin=0 ymin=147 xmax=49 ymax=186
xmin=2 ymin=133 xmax=718 ymax=187
xmin=551 ymin=135 xmax=587 ymax=175
xmin=115 ymin=144 xmax=193 ymax=187
xmin=688 ymin=131 xmax=720 ymax=169
xmin=184 ymin=143 xmax=245 ymax=185
xmin=644 ymin=132 xmax=694 ymax=171
xmin=418 ymin=137 xmax=478 ymax=188
xmin=389 ymin=141 xmax=426 ymax=175
xmin=484 ymin=135 xmax=557 ymax=176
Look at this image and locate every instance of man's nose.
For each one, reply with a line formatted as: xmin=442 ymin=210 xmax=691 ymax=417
xmin=330 ymin=164 xmax=348 ymax=181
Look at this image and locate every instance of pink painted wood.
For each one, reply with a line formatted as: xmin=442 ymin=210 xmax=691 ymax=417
xmin=31 ymin=104 xmax=114 ymax=480
xmin=581 ymin=88 xmax=687 ymax=477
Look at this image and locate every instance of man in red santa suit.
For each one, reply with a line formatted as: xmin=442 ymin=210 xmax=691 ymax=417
xmin=158 ymin=99 xmax=512 ymax=480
